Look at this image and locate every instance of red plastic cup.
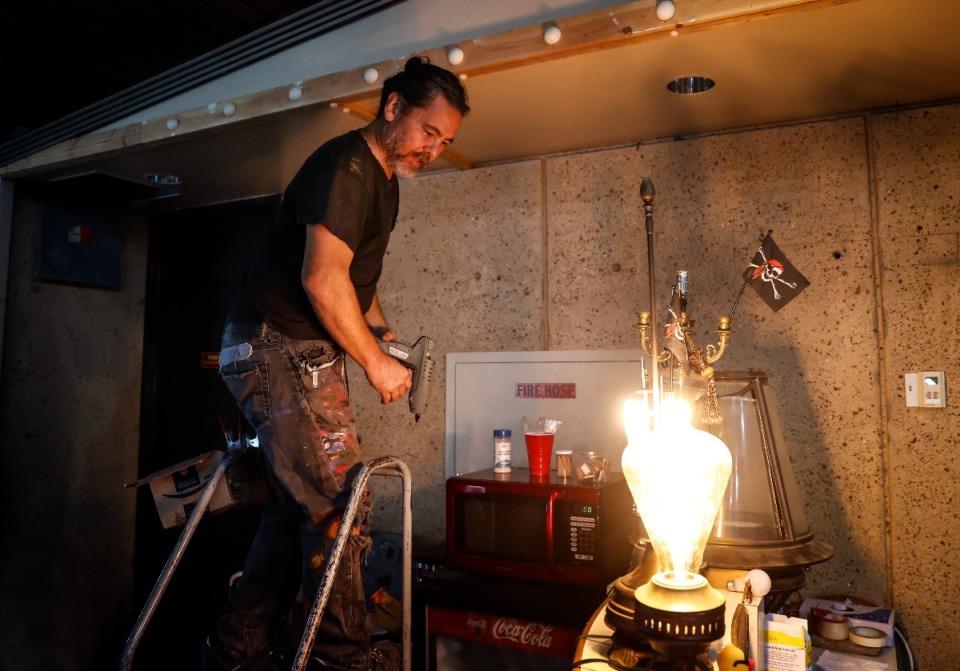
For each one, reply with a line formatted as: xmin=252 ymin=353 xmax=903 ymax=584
xmin=524 ymin=432 xmax=555 ymax=477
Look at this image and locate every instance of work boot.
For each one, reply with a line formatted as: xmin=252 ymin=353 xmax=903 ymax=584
xmin=306 ymin=641 xmax=401 ymax=671
xmin=369 ymin=640 xmax=401 ymax=671
xmin=202 ymin=636 xmax=282 ymax=671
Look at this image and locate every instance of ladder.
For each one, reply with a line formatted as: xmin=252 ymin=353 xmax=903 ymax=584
xmin=119 ymin=454 xmax=413 ymax=671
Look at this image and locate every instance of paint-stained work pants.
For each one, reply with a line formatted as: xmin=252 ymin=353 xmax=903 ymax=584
xmin=213 ymin=321 xmax=372 ymax=670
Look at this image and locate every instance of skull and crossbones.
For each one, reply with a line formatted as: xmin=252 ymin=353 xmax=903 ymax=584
xmin=748 ymin=247 xmax=797 ymax=300
xmin=665 ymin=305 xmax=684 ymax=343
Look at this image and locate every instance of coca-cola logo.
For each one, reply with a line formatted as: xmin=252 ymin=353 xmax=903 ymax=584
xmin=492 ymin=618 xmax=555 ymax=649
xmin=466 ymin=614 xmax=488 ymax=634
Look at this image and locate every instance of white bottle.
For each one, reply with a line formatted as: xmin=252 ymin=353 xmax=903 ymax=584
xmin=493 ymin=429 xmax=512 ymax=473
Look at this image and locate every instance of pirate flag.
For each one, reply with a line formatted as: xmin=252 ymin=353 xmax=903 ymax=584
xmin=742 ymin=233 xmax=810 ymax=312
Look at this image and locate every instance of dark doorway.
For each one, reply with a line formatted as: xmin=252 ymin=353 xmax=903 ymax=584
xmin=130 ymin=195 xmax=279 ymax=671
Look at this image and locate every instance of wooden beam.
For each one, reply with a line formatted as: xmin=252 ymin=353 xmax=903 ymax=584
xmin=1 ymin=0 xmax=861 ymax=176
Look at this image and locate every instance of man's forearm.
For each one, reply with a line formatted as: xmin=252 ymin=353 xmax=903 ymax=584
xmin=363 ymin=292 xmax=394 ymax=340
xmin=302 ymin=223 xmax=409 ymax=403
xmin=305 ymin=271 xmax=382 ymax=370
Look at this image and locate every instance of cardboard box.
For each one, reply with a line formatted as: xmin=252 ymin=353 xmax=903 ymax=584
xmin=763 ymin=613 xmax=813 ymax=671
xmin=132 ymin=450 xmax=238 ymax=529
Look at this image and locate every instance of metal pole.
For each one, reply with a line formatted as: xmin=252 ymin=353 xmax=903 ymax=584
xmin=640 ymin=177 xmax=662 ymax=423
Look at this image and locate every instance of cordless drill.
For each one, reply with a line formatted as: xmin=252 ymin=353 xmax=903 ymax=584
xmin=378 ymin=336 xmax=435 ymax=422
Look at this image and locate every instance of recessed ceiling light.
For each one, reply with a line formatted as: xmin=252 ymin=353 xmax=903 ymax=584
xmin=667 ymin=76 xmax=716 ymax=94
xmin=145 ymin=173 xmax=182 ymax=186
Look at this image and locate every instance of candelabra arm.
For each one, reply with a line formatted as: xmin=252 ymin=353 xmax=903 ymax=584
xmin=637 ymin=312 xmax=653 ymax=357
xmin=704 ymin=316 xmax=734 ymax=365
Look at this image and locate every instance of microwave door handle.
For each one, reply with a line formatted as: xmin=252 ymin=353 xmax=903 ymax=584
xmin=545 ymin=492 xmax=560 ymax=567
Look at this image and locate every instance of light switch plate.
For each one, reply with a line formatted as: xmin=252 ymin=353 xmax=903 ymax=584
xmin=905 ymin=372 xmax=921 ymax=407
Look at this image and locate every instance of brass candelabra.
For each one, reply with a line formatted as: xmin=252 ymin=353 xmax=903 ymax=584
xmin=636 ymin=308 xmax=734 ymax=375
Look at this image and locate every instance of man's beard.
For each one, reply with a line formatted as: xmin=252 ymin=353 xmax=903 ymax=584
xmin=383 ymin=125 xmax=430 ymax=178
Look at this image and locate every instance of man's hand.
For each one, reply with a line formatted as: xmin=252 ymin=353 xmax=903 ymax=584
xmin=364 ymin=293 xmax=406 ymax=402
xmin=367 ymin=353 xmax=412 ymax=404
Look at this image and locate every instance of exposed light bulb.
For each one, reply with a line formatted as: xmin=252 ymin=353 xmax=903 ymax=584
xmin=165 ymin=118 xmax=179 ymax=132
xmin=446 ymin=45 xmax=464 ymax=65
xmin=288 ymin=84 xmax=303 ymax=102
xmin=363 ymin=67 xmax=379 ymax=84
xmin=727 ymin=569 xmax=772 ymax=598
xmin=656 ymin=0 xmax=676 ymax=21
xmin=222 ymin=102 xmax=236 ymax=117
xmin=542 ymin=21 xmax=562 ymax=45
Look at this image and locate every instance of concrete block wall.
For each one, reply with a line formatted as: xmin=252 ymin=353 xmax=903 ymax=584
xmin=357 ymin=103 xmax=960 ymax=668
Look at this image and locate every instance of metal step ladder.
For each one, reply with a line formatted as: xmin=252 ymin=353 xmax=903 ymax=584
xmin=292 ymin=456 xmax=412 ymax=671
xmin=119 ymin=454 xmax=413 ymax=671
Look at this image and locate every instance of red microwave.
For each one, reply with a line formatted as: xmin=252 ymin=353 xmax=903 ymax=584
xmin=445 ymin=468 xmax=634 ymax=586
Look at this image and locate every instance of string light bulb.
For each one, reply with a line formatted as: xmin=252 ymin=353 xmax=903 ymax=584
xmin=446 ymin=45 xmax=464 ymax=65
xmin=363 ymin=67 xmax=379 ymax=84
xmin=542 ymin=21 xmax=562 ymax=45
xmin=656 ymin=0 xmax=676 ymax=21
xmin=288 ymin=84 xmax=303 ymax=102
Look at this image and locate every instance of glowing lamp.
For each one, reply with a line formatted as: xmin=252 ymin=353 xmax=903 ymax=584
xmin=621 ymin=396 xmax=733 ymax=656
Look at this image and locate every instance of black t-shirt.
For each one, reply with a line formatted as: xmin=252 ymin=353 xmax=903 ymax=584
xmin=238 ymin=130 xmax=399 ymax=339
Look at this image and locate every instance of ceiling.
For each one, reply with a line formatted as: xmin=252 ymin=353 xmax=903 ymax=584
xmin=2 ymin=0 xmax=289 ymax=142
xmin=5 ymin=0 xmax=960 ymax=212
xmin=0 ymin=0 xmax=401 ymax=158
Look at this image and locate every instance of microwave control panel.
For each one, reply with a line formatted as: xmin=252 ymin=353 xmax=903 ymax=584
xmin=555 ymin=500 xmax=598 ymax=565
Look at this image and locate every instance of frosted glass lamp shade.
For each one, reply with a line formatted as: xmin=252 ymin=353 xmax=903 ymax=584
xmin=621 ymin=401 xmax=732 ymax=586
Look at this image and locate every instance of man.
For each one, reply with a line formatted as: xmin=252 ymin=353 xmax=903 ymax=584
xmin=206 ymin=56 xmax=469 ymax=671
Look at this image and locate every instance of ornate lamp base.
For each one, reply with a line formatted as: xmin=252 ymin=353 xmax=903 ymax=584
xmin=607 ymin=630 xmax=714 ymax=671
xmin=604 ymin=541 xmax=658 ymax=636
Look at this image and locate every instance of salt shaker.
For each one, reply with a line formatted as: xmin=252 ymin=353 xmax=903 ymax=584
xmin=493 ymin=429 xmax=512 ymax=473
